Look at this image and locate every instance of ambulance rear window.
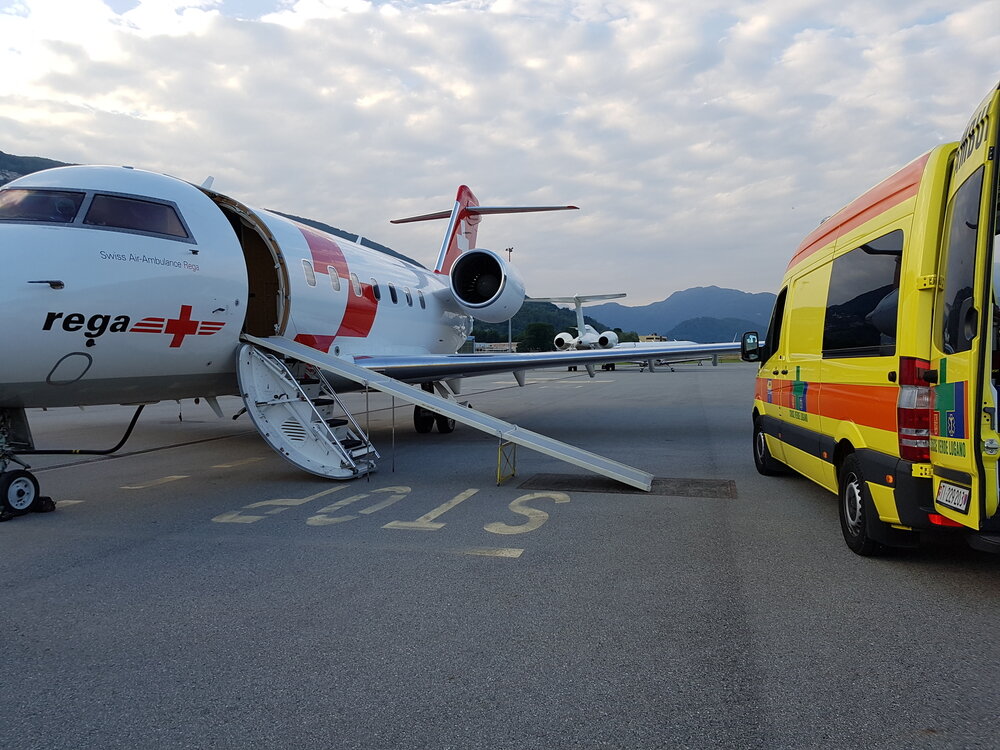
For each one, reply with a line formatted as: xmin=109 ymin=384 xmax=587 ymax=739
xmin=84 ymin=194 xmax=190 ymax=239
xmin=822 ymin=229 xmax=903 ymax=358
xmin=0 ymin=189 xmax=85 ymax=223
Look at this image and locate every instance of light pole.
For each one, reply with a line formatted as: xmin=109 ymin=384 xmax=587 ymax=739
xmin=505 ymin=247 xmax=514 ymax=352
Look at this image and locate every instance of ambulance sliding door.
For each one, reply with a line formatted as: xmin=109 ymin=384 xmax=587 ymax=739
xmin=929 ymin=85 xmax=1000 ymax=529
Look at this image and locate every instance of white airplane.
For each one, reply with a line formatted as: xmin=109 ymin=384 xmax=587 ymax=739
xmin=534 ymin=293 xmax=627 ymax=351
xmin=0 ymin=166 xmax=739 ymax=516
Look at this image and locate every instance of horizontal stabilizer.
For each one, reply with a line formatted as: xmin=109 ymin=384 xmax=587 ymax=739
xmin=390 ymin=204 xmax=578 ymax=224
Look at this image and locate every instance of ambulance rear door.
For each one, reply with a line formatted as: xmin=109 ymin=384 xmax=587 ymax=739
xmin=929 ymin=83 xmax=1000 ymax=529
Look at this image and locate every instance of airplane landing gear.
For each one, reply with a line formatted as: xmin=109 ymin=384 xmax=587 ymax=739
xmin=0 ymin=468 xmax=54 ymax=521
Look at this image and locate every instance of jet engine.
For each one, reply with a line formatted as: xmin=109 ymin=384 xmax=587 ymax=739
xmin=553 ymin=332 xmax=576 ymax=350
xmin=449 ymin=249 xmax=525 ymax=323
xmin=597 ymin=330 xmax=619 ymax=349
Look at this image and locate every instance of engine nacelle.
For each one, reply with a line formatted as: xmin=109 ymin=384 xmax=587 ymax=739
xmin=553 ymin=332 xmax=577 ymax=350
xmin=449 ymin=249 xmax=526 ymax=323
xmin=597 ymin=330 xmax=619 ymax=349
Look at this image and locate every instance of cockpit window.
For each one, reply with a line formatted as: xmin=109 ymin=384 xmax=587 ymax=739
xmin=0 ymin=189 xmax=85 ymax=223
xmin=84 ymin=194 xmax=190 ymax=238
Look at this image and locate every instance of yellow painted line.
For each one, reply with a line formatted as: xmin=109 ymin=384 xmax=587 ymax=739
xmin=212 ymin=457 xmax=266 ymax=469
xmin=458 ymin=547 xmax=524 ymax=559
xmin=384 ymin=489 xmax=478 ymax=531
xmin=121 ymin=475 xmax=188 ymax=490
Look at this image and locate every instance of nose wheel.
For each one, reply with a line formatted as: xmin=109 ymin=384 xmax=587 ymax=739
xmin=0 ymin=469 xmax=53 ymax=521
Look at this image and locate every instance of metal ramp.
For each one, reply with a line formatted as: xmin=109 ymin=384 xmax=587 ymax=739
xmin=243 ymin=335 xmax=653 ymax=491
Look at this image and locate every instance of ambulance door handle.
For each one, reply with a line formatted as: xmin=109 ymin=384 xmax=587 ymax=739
xmin=985 ymin=407 xmax=996 ymax=431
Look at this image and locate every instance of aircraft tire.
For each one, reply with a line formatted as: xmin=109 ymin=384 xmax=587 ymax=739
xmin=414 ymin=406 xmax=435 ymax=434
xmin=0 ymin=469 xmax=40 ymax=513
xmin=752 ymin=416 xmax=785 ymax=476
xmin=837 ymin=454 xmax=886 ymax=557
xmin=435 ymin=415 xmax=456 ymax=434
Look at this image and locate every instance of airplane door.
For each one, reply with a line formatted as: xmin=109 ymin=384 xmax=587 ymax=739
xmin=928 ymin=84 xmax=1000 ymax=530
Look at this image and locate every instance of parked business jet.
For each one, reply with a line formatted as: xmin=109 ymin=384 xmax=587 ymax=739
xmin=534 ymin=294 xmax=627 ymax=351
xmin=0 ymin=166 xmax=738 ymax=514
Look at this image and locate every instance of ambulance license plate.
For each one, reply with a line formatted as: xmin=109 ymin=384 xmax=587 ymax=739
xmin=936 ymin=482 xmax=971 ymax=513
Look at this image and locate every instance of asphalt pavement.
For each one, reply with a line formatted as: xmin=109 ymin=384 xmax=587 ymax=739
xmin=3 ymin=362 xmax=1000 ymax=750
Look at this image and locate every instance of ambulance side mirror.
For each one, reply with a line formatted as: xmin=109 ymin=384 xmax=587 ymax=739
xmin=741 ymin=331 xmax=762 ymax=362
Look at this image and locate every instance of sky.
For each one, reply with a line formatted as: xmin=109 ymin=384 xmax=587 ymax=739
xmin=1 ymin=0 xmax=998 ymax=305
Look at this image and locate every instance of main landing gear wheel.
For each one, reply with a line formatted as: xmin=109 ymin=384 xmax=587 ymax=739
xmin=435 ymin=415 xmax=456 ymax=434
xmin=838 ymin=454 xmax=886 ymax=557
xmin=1 ymin=469 xmax=40 ymax=513
xmin=414 ymin=406 xmax=435 ymax=434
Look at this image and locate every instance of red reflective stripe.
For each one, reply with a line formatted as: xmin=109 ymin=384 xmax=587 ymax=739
xmin=788 ymin=152 xmax=930 ymax=271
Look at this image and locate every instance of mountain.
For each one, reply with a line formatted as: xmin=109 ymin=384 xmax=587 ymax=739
xmin=471 ymin=300 xmax=609 ymax=341
xmin=667 ymin=316 xmax=762 ymax=342
xmin=0 ymin=150 xmax=73 ymax=184
xmin=587 ymin=286 xmax=774 ymax=337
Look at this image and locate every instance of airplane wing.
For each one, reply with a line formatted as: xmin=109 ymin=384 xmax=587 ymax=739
xmin=352 ymin=340 xmax=740 ymax=382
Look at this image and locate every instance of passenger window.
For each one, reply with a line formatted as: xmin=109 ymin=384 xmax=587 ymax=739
xmin=822 ymin=230 xmax=903 ymax=358
xmin=404 ymin=287 xmax=413 ymax=306
xmin=417 ymin=290 xmax=426 ymax=309
xmin=371 ymin=278 xmax=381 ymax=301
xmin=328 ymin=267 xmax=341 ymax=292
xmin=0 ymin=189 xmax=85 ymax=223
xmin=350 ymin=272 xmax=362 ymax=297
xmin=301 ymin=259 xmax=316 ymax=287
xmin=388 ymin=282 xmax=398 ymax=304
xmin=940 ymin=167 xmax=984 ymax=354
xmin=85 ymin=194 xmax=190 ymax=238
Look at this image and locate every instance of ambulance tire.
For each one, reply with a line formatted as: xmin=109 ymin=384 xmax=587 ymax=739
xmin=752 ymin=417 xmax=785 ymax=476
xmin=837 ymin=454 xmax=886 ymax=557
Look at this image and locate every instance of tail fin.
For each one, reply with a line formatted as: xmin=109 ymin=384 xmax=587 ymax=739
xmin=390 ymin=185 xmax=578 ymax=275
xmin=530 ymin=293 xmax=627 ymax=334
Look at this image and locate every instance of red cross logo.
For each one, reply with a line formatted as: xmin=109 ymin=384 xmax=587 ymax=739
xmin=164 ymin=305 xmax=200 ymax=348
xmin=130 ymin=305 xmax=225 ymax=346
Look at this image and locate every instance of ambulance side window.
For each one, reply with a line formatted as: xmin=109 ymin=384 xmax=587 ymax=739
xmin=941 ymin=167 xmax=985 ymax=354
xmin=822 ymin=230 xmax=902 ymax=358
xmin=762 ymin=287 xmax=788 ymax=361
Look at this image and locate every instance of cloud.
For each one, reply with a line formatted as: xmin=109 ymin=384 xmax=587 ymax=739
xmin=1 ymin=0 xmax=998 ymax=303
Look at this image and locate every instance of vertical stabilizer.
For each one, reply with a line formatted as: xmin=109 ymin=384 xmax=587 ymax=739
xmin=435 ymin=185 xmax=481 ymax=274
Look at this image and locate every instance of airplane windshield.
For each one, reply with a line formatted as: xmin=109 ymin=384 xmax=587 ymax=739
xmin=0 ymin=189 xmax=85 ymax=223
xmin=84 ymin=194 xmax=190 ymax=239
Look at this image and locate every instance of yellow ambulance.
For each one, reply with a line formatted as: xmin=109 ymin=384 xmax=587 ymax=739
xmin=741 ymin=80 xmax=1000 ymax=555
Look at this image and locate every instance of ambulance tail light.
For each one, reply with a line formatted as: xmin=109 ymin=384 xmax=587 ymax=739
xmin=897 ymin=357 xmax=932 ymax=462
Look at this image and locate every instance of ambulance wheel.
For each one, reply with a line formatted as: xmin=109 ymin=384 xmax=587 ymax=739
xmin=1 ymin=469 xmax=40 ymax=513
xmin=435 ymin=415 xmax=456 ymax=434
xmin=752 ymin=416 xmax=784 ymax=476
xmin=414 ymin=406 xmax=435 ymax=434
xmin=838 ymin=455 xmax=886 ymax=557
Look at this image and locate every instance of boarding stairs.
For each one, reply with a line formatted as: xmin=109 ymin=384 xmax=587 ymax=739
xmin=237 ymin=343 xmax=379 ymax=479
xmin=240 ymin=335 xmax=654 ymax=491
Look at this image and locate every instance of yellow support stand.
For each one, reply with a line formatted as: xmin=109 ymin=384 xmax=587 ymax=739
xmin=497 ymin=439 xmax=516 ymax=485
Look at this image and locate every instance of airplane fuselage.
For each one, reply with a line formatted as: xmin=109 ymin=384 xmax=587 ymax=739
xmin=2 ymin=166 xmax=471 ymax=408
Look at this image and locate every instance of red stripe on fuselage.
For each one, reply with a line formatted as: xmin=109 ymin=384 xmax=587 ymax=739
xmin=296 ymin=224 xmax=379 ymax=345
